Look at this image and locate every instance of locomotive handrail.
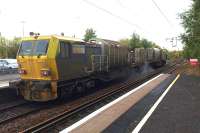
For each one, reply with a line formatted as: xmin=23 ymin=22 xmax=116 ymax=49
xmin=91 ymin=55 xmax=109 ymax=72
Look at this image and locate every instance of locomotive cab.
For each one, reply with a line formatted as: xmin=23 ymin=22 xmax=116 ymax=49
xmin=16 ymin=35 xmax=60 ymax=101
xmin=18 ymin=39 xmax=51 ymax=80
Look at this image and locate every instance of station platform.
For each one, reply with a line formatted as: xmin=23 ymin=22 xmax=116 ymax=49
xmin=61 ymin=73 xmax=178 ymax=133
xmin=140 ymin=74 xmax=200 ymax=133
xmin=0 ymin=74 xmax=19 ymax=89
xmin=0 ymin=81 xmax=9 ymax=88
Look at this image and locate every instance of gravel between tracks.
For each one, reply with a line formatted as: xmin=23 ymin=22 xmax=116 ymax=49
xmin=0 ymin=64 xmax=172 ymax=133
xmin=0 ymin=69 xmax=157 ymax=132
xmin=0 ymin=83 xmax=126 ymax=132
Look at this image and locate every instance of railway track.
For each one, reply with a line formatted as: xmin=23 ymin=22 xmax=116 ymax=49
xmin=0 ymin=101 xmax=46 ymax=125
xmin=20 ymin=63 xmax=178 ymax=133
xmin=0 ymin=100 xmax=27 ymax=113
xmin=168 ymin=61 xmax=186 ymax=74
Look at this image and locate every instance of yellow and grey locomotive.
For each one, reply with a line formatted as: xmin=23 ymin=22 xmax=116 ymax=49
xmin=10 ymin=34 xmax=167 ymax=102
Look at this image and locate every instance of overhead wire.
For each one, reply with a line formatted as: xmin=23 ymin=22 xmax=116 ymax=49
xmin=151 ymin=0 xmax=174 ymax=28
xmin=82 ymin=0 xmax=142 ymax=30
xmin=82 ymin=0 xmax=153 ymax=39
xmin=116 ymin=0 xmax=126 ymax=8
xmin=150 ymin=0 xmax=180 ymax=50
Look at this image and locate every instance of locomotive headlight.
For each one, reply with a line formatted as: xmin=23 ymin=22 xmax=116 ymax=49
xmin=18 ymin=69 xmax=27 ymax=74
xmin=41 ymin=69 xmax=51 ymax=76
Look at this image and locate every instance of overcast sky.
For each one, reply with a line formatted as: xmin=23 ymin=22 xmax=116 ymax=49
xmin=0 ymin=0 xmax=191 ymax=50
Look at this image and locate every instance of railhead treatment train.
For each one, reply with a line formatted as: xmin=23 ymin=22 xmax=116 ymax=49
xmin=10 ymin=34 xmax=167 ymax=102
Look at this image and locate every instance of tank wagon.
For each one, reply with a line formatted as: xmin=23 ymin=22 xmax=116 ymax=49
xmin=10 ymin=35 xmax=131 ymax=101
xmin=129 ymin=48 xmax=146 ymax=67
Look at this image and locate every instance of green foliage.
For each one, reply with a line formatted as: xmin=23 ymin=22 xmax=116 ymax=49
xmin=119 ymin=33 xmax=161 ymax=50
xmin=84 ymin=28 xmax=97 ymax=42
xmin=129 ymin=33 xmax=141 ymax=48
xmin=168 ymin=50 xmax=182 ymax=60
xmin=180 ymin=0 xmax=200 ymax=58
xmin=140 ymin=39 xmax=150 ymax=48
xmin=119 ymin=38 xmax=129 ymax=46
xmin=0 ymin=35 xmax=20 ymax=58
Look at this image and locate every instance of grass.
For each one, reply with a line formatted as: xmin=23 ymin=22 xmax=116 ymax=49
xmin=176 ymin=62 xmax=200 ymax=76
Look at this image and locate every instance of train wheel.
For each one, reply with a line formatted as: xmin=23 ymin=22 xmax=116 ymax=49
xmin=86 ymin=80 xmax=95 ymax=90
xmin=57 ymin=88 xmax=64 ymax=100
xmin=75 ymin=83 xmax=86 ymax=94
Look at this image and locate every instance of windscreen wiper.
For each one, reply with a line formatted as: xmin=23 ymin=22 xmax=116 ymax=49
xmin=37 ymin=54 xmax=42 ymax=58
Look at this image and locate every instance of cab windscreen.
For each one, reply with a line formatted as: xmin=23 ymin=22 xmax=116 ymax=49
xmin=19 ymin=40 xmax=49 ymax=56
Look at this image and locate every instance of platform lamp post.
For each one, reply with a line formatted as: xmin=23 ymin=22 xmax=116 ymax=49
xmin=21 ymin=21 xmax=26 ymax=37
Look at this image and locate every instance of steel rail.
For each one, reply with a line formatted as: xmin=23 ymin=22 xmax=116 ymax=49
xmin=20 ymin=64 xmax=177 ymax=133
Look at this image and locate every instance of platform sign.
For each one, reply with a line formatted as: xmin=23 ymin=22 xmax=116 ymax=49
xmin=189 ymin=59 xmax=199 ymax=66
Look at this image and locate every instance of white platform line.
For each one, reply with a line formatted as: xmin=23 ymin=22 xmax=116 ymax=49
xmin=0 ymin=82 xmax=9 ymax=88
xmin=132 ymin=74 xmax=180 ymax=133
xmin=60 ymin=74 xmax=163 ymax=133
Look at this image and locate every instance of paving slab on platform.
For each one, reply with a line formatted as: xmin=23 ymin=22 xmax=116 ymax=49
xmin=0 ymin=74 xmax=19 ymax=89
xmin=0 ymin=81 xmax=9 ymax=88
xmin=140 ymin=74 xmax=200 ymax=133
xmin=61 ymin=74 xmax=174 ymax=133
xmin=103 ymin=74 xmax=176 ymax=133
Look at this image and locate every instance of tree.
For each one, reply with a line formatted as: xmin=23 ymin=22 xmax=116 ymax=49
xmin=151 ymin=42 xmax=161 ymax=49
xmin=119 ymin=33 xmax=161 ymax=50
xmin=7 ymin=37 xmax=21 ymax=58
xmin=83 ymin=28 xmax=97 ymax=42
xmin=180 ymin=0 xmax=200 ymax=58
xmin=0 ymin=35 xmax=20 ymax=58
xmin=129 ymin=33 xmax=141 ymax=49
xmin=119 ymin=38 xmax=129 ymax=46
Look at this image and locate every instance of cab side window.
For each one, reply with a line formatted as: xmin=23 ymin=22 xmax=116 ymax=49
xmin=72 ymin=44 xmax=85 ymax=54
xmin=59 ymin=41 xmax=70 ymax=58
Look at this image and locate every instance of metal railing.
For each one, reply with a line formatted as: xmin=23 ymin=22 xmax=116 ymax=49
xmin=91 ymin=55 xmax=109 ymax=72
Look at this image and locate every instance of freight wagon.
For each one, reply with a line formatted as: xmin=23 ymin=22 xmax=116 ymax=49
xmin=146 ymin=48 xmax=167 ymax=67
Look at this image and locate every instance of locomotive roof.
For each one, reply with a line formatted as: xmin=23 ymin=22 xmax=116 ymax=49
xmin=21 ymin=35 xmax=84 ymax=42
